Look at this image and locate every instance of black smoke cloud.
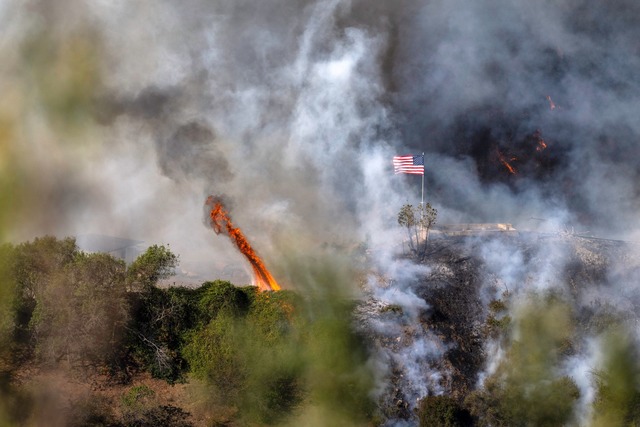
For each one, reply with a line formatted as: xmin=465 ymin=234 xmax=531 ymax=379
xmin=94 ymin=87 xmax=233 ymax=186
xmin=383 ymin=0 xmax=640 ymax=235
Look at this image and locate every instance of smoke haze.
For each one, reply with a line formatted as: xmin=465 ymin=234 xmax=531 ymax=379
xmin=4 ymin=0 xmax=639 ymax=256
xmin=3 ymin=0 xmax=640 ymax=423
xmin=5 ymin=0 xmax=639 ymax=261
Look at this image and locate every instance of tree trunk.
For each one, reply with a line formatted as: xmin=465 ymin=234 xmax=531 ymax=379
xmin=406 ymin=228 xmax=415 ymax=252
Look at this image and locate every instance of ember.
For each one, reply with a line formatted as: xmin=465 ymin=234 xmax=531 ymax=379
xmin=546 ymin=95 xmax=556 ymax=110
xmin=497 ymin=150 xmax=518 ymax=175
xmin=533 ymin=130 xmax=548 ymax=152
xmin=206 ymin=196 xmax=281 ymax=291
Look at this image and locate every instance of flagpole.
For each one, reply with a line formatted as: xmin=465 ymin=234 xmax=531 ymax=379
xmin=420 ymin=153 xmax=425 ymax=247
xmin=420 ymin=152 xmax=424 ymax=208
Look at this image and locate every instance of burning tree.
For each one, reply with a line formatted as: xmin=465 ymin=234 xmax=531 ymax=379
xmin=397 ymin=203 xmax=438 ymax=256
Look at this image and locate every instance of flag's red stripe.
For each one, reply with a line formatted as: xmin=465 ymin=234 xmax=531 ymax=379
xmin=393 ymin=154 xmax=424 ymax=175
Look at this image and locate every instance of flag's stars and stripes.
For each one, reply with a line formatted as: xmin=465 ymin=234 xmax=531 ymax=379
xmin=393 ymin=155 xmax=425 ymax=175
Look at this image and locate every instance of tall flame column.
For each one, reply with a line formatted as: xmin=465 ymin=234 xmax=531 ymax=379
xmin=206 ymin=196 xmax=281 ymax=291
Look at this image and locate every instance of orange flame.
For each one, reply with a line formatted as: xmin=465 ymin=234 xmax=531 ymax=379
xmin=206 ymin=196 xmax=281 ymax=291
xmin=533 ymin=129 xmax=548 ymax=152
xmin=497 ymin=150 xmax=517 ymax=175
xmin=546 ymin=95 xmax=556 ymax=110
xmin=536 ymin=139 xmax=548 ymax=152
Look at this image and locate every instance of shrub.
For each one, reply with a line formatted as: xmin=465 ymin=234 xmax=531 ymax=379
xmin=126 ymin=286 xmax=198 ymax=383
xmin=591 ymin=329 xmax=640 ymax=426
xmin=29 ymin=251 xmax=129 ymax=369
xmin=183 ymin=288 xmax=306 ymax=425
xmin=466 ymin=295 xmax=580 ymax=426
xmin=126 ymin=245 xmax=178 ymax=291
xmin=121 ymin=385 xmax=155 ymax=409
xmin=197 ymin=280 xmax=250 ymax=322
xmin=418 ymin=395 xmax=473 ymax=427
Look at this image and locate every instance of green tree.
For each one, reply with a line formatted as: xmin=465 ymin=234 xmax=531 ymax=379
xmin=124 ymin=246 xmax=187 ymax=382
xmin=0 ymin=243 xmax=20 ymax=427
xmin=29 ymin=251 xmax=129 ymax=369
xmin=197 ymin=279 xmax=251 ymax=322
xmin=397 ymin=203 xmax=438 ymax=256
xmin=398 ymin=204 xmax=418 ymax=253
xmin=126 ymin=245 xmax=178 ymax=291
xmin=591 ymin=329 xmax=640 ymax=426
xmin=484 ymin=298 xmax=511 ymax=339
xmin=465 ymin=295 xmax=580 ymax=426
xmin=420 ymin=202 xmax=438 ymax=244
xmin=126 ymin=285 xmax=200 ymax=382
xmin=184 ymin=286 xmax=305 ymax=425
xmin=13 ymin=236 xmax=77 ymax=308
xmin=0 ymin=243 xmax=16 ymax=369
xmin=12 ymin=236 xmax=78 ymax=359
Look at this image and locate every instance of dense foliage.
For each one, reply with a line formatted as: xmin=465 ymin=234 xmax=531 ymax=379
xmin=465 ymin=295 xmax=581 ymax=427
xmin=4 ymin=236 xmax=640 ymax=426
xmin=0 ymin=236 xmax=375 ymax=426
xmin=418 ymin=395 xmax=473 ymax=427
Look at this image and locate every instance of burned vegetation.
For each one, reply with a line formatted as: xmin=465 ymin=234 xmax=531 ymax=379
xmin=357 ymin=231 xmax=640 ymax=426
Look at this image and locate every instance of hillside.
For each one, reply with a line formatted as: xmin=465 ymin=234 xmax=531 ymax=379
xmin=2 ymin=233 xmax=640 ymax=426
xmin=357 ymin=232 xmax=640 ymax=425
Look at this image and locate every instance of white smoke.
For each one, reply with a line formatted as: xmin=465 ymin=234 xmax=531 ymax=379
xmin=562 ymin=338 xmax=600 ymax=426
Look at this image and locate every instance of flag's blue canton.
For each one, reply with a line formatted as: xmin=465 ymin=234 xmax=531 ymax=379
xmin=393 ymin=154 xmax=425 ymax=175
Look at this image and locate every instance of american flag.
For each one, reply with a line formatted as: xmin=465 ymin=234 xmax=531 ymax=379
xmin=393 ymin=154 xmax=424 ymax=175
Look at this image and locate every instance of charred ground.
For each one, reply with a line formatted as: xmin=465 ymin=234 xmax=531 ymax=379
xmin=357 ymin=231 xmax=640 ymax=425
